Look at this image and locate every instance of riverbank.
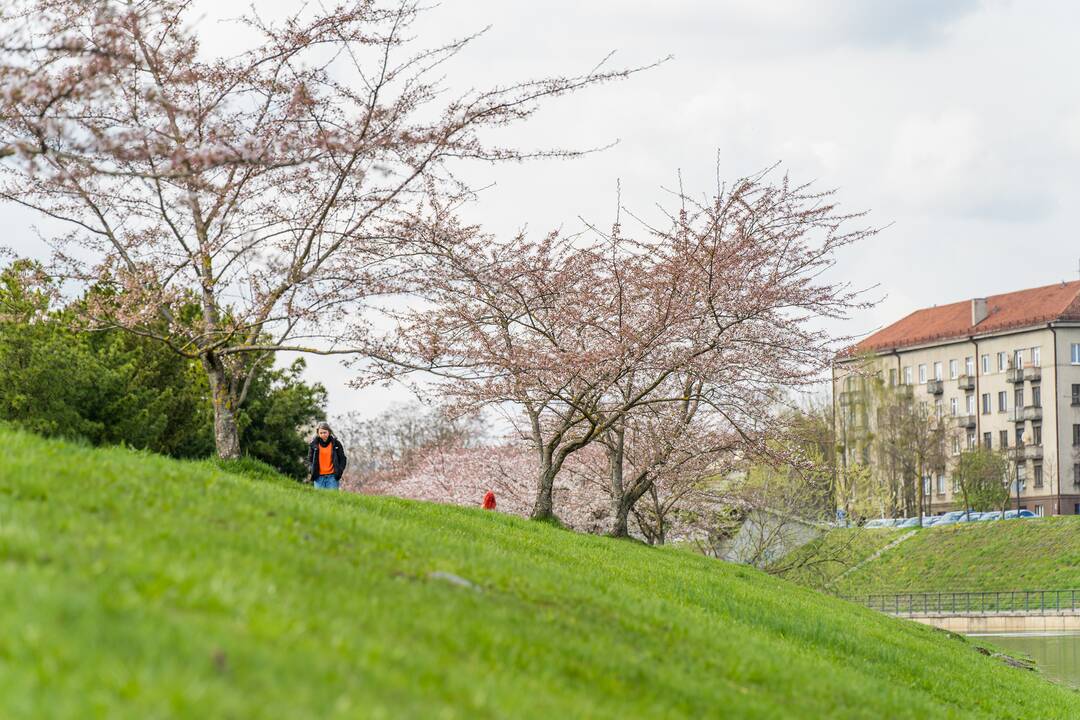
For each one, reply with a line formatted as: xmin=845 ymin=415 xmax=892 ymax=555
xmin=971 ymin=632 xmax=1080 ymax=690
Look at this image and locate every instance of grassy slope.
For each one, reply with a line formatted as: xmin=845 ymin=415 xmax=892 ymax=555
xmin=785 ymin=519 xmax=1080 ymax=596
xmin=3 ymin=429 xmax=1079 ymax=719
xmin=772 ymin=527 xmax=907 ymax=590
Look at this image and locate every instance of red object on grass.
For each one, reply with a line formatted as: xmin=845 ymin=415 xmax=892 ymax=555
xmin=482 ymin=491 xmax=496 ymax=510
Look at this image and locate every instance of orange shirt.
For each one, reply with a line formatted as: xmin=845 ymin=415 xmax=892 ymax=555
xmin=318 ymin=443 xmax=334 ymax=476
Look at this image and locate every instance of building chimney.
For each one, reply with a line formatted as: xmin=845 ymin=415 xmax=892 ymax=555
xmin=971 ymin=297 xmax=988 ymax=326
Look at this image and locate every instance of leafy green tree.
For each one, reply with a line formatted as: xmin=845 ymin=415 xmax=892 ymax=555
xmin=954 ymin=448 xmax=1009 ymax=513
xmin=0 ymin=261 xmax=325 ymax=476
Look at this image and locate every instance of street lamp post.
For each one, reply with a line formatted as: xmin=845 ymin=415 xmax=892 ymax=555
xmin=1015 ymin=429 xmax=1029 ymax=515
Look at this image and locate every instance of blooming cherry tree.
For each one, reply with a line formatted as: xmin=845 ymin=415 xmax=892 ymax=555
xmin=370 ymin=169 xmax=876 ymax=523
xmin=0 ymin=0 xmax=639 ymax=457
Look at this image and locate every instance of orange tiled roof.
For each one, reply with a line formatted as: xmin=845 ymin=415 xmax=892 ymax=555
xmin=850 ymin=280 xmax=1080 ymax=355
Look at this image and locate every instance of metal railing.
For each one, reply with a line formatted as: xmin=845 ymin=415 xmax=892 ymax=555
xmin=846 ymin=590 xmax=1080 ymax=615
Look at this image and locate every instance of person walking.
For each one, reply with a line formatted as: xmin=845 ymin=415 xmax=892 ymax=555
xmin=308 ymin=421 xmax=347 ymax=490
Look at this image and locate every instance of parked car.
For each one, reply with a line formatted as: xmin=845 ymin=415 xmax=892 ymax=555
xmin=898 ymin=516 xmax=937 ymax=528
xmin=1003 ymin=509 xmax=1038 ymax=519
xmin=978 ymin=511 xmax=1004 ymax=521
xmin=957 ymin=512 xmax=984 ymax=522
xmin=863 ymin=518 xmax=895 ymax=528
xmin=930 ymin=510 xmax=967 ymax=526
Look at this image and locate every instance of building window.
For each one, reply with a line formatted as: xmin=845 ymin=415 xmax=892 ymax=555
xmin=952 ymin=437 xmax=961 ymax=455
xmin=1073 ymin=384 xmax=1080 ymax=406
xmin=889 ymin=368 xmax=897 ymax=387
xmin=918 ymin=364 xmax=927 ymax=384
xmin=949 ymin=359 xmax=959 ymax=379
xmin=1074 ymin=424 xmax=1080 ymax=446
xmin=935 ymin=399 xmax=943 ymax=418
xmin=904 ymin=366 xmax=912 ymax=385
xmin=966 ymin=394 xmax=975 ymax=415
xmin=1073 ymin=343 xmax=1080 ymax=365
xmin=1033 ymin=424 xmax=1042 ymax=445
xmin=1015 ymin=388 xmax=1024 ymax=409
xmin=967 ymin=430 xmax=976 ymax=449
xmin=1017 ymin=426 xmax=1025 ymax=447
xmin=1034 ymin=464 xmax=1044 ymax=488
xmin=1034 ymin=504 xmax=1044 ymax=517
xmin=1032 ymin=386 xmax=1042 ymax=407
xmin=998 ymin=391 xmax=1007 ymax=412
xmin=1000 ymin=430 xmax=1009 ymax=449
xmin=997 ymin=352 xmax=1007 ymax=372
xmin=950 ymin=398 xmax=958 ymax=416
xmin=937 ymin=474 xmax=946 ymax=494
xmin=1032 ymin=347 xmax=1041 ymax=367
xmin=923 ymin=475 xmax=932 ymax=495
xmin=1074 ymin=464 xmax=1080 ymax=486
xmin=983 ymin=431 xmax=992 ymax=448
xmin=1014 ymin=350 xmax=1024 ymax=370
xmin=1018 ymin=465 xmax=1027 ymax=491
xmin=981 ymin=393 xmax=991 ymax=414
xmin=965 ymin=356 xmax=974 ymax=376
xmin=981 ymin=354 xmax=989 ymax=373
xmin=933 ymin=361 xmax=943 ymax=381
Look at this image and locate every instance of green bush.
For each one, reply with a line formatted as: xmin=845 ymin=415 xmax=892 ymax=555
xmin=0 ymin=260 xmax=325 ymax=476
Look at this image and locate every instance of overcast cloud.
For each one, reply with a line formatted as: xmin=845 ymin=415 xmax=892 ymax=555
xmin=5 ymin=0 xmax=1079 ymax=418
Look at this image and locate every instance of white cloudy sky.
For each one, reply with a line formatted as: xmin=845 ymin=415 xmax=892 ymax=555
xmin=5 ymin=0 xmax=1080 ymax=418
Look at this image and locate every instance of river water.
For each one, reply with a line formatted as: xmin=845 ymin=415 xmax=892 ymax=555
xmin=969 ymin=632 xmax=1080 ymax=688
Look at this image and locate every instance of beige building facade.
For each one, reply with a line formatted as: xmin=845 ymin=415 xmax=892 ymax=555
xmin=834 ymin=281 xmax=1080 ymax=517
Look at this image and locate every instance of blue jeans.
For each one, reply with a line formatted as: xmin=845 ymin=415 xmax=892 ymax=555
xmin=315 ymin=474 xmax=339 ymax=490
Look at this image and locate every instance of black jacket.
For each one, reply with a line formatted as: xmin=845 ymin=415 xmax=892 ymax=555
xmin=307 ymin=436 xmax=348 ymax=483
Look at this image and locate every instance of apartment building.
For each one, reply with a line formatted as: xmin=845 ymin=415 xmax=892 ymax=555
xmin=833 ymin=280 xmax=1080 ymax=516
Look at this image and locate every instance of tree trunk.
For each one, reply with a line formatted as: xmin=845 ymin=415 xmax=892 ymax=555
xmin=606 ymin=429 xmax=631 ymax=537
xmin=202 ymin=352 xmax=242 ymax=460
xmin=917 ymin=458 xmax=924 ymax=527
xmin=530 ymin=456 xmax=557 ymax=521
xmin=610 ymin=497 xmax=633 ymax=538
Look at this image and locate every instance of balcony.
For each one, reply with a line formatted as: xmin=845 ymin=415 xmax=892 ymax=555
xmin=1009 ymin=406 xmax=1042 ymax=422
xmin=957 ymin=375 xmax=975 ymax=391
xmin=1025 ymin=367 xmax=1042 ymax=383
xmin=1006 ymin=368 xmax=1025 ymax=383
xmin=954 ymin=414 xmax=977 ymax=429
xmin=926 ymin=379 xmax=944 ymax=395
xmin=1008 ymin=444 xmax=1043 ymax=461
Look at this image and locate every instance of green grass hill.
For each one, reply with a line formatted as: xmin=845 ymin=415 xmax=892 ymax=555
xmin=4 ymin=427 xmax=1080 ymax=718
xmin=780 ymin=519 xmax=1080 ymax=597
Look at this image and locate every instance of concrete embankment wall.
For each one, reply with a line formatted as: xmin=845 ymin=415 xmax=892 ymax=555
xmin=909 ymin=613 xmax=1080 ymax=633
